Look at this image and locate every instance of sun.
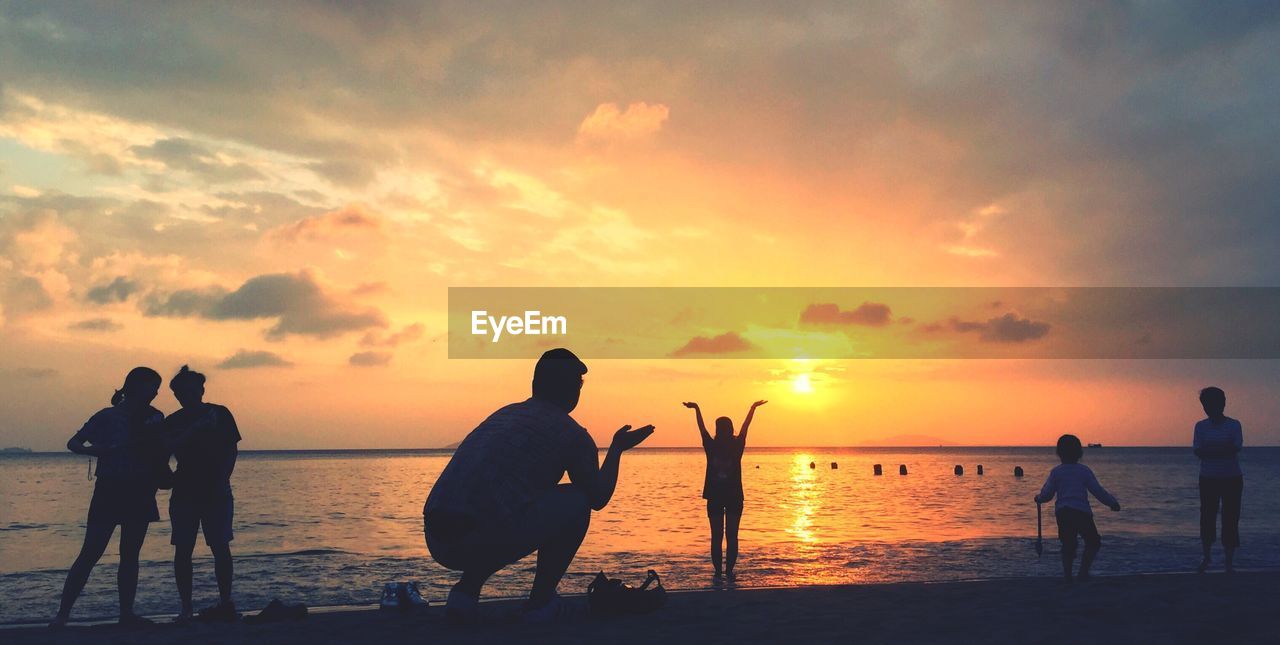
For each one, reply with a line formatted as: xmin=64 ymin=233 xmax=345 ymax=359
xmin=792 ymin=372 xmax=814 ymax=394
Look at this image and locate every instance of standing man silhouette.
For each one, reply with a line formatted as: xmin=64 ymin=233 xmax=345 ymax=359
xmin=166 ymin=366 xmax=241 ymax=622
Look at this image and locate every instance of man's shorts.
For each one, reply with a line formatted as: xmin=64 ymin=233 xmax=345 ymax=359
xmin=424 ymin=484 xmax=590 ymax=572
xmin=170 ymin=489 xmax=234 ymax=547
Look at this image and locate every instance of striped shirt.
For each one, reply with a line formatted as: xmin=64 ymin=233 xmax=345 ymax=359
xmin=1194 ymin=417 xmax=1243 ymax=478
xmin=424 ymin=398 xmax=598 ymax=523
xmin=1035 ymin=463 xmax=1118 ymax=515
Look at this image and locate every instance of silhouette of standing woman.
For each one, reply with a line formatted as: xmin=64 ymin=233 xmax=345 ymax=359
xmin=683 ymin=400 xmax=765 ymax=579
xmin=1193 ymin=386 xmax=1244 ymax=574
xmin=52 ymin=367 xmax=167 ymax=627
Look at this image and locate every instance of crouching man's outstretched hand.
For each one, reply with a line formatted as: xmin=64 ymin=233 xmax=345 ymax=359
xmin=611 ymin=424 xmax=655 ymax=452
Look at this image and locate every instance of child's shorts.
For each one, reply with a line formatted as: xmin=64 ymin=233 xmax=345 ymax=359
xmin=1055 ymin=507 xmax=1101 ymax=554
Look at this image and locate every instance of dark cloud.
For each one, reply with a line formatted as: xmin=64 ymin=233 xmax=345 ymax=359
xmin=85 ymin=276 xmax=139 ymax=304
xmin=3 ymin=274 xmax=53 ymax=313
xmin=799 ymin=302 xmax=893 ymax=327
xmin=130 ymin=137 xmax=265 ymax=183
xmin=348 ymin=351 xmax=392 ymax=367
xmin=142 ymin=270 xmax=387 ymax=339
xmin=924 ymin=313 xmax=1051 ymax=343
xmin=216 ymin=349 xmax=292 ymax=369
xmin=68 ymin=317 xmax=122 ymax=332
xmin=141 ymin=286 xmax=228 ymax=317
xmin=980 ymin=313 xmax=1052 ymax=343
xmin=670 ymin=331 xmax=754 ymax=357
xmin=360 ymin=323 xmax=424 ymax=348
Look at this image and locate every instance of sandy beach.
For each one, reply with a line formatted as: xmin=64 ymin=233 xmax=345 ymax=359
xmin=5 ymin=571 xmax=1275 ymax=644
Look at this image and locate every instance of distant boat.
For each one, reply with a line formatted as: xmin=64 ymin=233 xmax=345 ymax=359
xmin=1087 ymin=443 xmax=1103 ymax=448
xmin=1 ymin=447 xmax=33 ymax=454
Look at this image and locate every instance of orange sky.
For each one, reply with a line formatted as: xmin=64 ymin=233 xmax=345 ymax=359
xmin=2 ymin=3 xmax=1278 ymax=449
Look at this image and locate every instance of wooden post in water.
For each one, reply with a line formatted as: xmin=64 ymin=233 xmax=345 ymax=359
xmin=977 ymin=464 xmax=984 ymax=475
xmin=899 ymin=464 xmax=908 ymax=475
xmin=831 ymin=462 xmax=838 ymax=469
xmin=874 ymin=464 xmax=883 ymax=476
xmin=1014 ymin=466 xmax=1024 ymax=477
xmin=809 ymin=461 xmax=816 ymax=469
xmin=954 ymin=465 xmax=964 ymax=475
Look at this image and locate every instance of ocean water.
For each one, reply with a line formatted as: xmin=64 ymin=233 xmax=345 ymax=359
xmin=2 ymin=447 xmax=1278 ymax=624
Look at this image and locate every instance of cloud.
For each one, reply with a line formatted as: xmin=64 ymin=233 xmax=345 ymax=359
xmin=269 ymin=205 xmax=385 ymax=243
xmin=129 ymin=137 xmax=265 ymax=183
xmin=351 ymin=281 xmax=388 ymax=296
xmin=141 ymin=286 xmax=228 ymax=317
xmin=68 ymin=317 xmax=122 ymax=331
xmin=576 ymin=102 xmax=669 ymax=143
xmin=945 ymin=204 xmax=1005 ymax=258
xmin=670 ymin=331 xmax=755 ymax=357
xmin=2 ymin=274 xmax=53 ymax=314
xmin=923 ymin=313 xmax=1051 ymax=343
xmin=85 ymin=276 xmax=139 ymax=303
xmin=216 ymin=349 xmax=293 ymax=369
xmin=10 ymin=367 xmax=58 ymax=379
xmin=980 ymin=313 xmax=1051 ymax=342
xmin=799 ymin=302 xmax=893 ymax=327
xmin=360 ymin=323 xmax=424 ymax=348
xmin=306 ymin=160 xmax=378 ymax=188
xmin=348 ymin=351 xmax=392 ymax=366
xmin=142 ymin=269 xmax=387 ymax=339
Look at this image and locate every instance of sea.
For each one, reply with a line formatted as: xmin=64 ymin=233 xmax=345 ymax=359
xmin=2 ymin=447 xmax=1278 ymax=624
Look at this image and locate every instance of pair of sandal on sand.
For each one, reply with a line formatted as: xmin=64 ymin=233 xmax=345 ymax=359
xmin=444 ymin=569 xmax=666 ymax=625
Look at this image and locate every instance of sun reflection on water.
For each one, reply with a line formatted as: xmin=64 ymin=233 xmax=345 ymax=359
xmin=788 ymin=453 xmax=819 ymax=544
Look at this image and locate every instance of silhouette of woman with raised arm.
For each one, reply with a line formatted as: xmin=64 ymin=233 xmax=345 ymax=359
xmin=683 ymin=400 xmax=765 ymax=580
xmin=52 ymin=367 xmax=167 ymax=628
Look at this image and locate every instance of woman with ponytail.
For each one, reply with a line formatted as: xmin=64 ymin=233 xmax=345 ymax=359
xmin=51 ymin=367 xmax=165 ymax=628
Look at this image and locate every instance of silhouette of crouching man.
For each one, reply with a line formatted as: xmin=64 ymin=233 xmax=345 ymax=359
xmin=423 ymin=348 xmax=654 ymax=623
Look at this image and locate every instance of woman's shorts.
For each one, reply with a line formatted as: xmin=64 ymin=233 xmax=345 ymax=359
xmin=705 ymin=498 xmax=745 ymax=516
xmin=87 ymin=478 xmax=160 ymax=526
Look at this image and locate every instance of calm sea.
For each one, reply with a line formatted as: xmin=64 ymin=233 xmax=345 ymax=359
xmin=2 ymin=447 xmax=1278 ymax=623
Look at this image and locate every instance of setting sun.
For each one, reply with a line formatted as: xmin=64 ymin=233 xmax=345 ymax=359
xmin=792 ymin=372 xmax=814 ymax=394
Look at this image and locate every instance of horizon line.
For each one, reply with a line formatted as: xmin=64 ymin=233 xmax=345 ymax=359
xmin=6 ymin=444 xmax=1276 ymax=454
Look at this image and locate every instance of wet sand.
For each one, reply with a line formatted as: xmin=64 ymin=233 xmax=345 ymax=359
xmin=6 ymin=571 xmax=1275 ymax=644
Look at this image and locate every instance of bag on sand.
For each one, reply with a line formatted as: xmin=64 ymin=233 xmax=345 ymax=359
xmin=586 ymin=569 xmax=666 ymax=616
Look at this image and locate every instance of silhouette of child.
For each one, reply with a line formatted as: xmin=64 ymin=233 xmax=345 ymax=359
xmin=1034 ymin=434 xmax=1120 ymax=583
xmin=1193 ymin=386 xmax=1244 ymax=574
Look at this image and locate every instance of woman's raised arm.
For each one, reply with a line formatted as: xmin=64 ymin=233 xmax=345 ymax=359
xmin=683 ymin=402 xmax=711 ymax=444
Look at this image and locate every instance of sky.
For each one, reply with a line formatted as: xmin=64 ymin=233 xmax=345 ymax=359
xmin=1 ymin=1 xmax=1278 ymax=449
